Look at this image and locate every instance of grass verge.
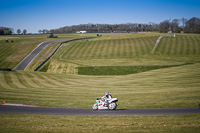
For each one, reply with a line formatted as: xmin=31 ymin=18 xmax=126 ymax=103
xmin=0 ymin=114 xmax=199 ymax=133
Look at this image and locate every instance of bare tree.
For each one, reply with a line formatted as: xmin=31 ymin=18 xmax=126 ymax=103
xmin=159 ymin=20 xmax=170 ymax=33
xmin=172 ymin=19 xmax=180 ymax=33
xmin=181 ymin=17 xmax=187 ymax=32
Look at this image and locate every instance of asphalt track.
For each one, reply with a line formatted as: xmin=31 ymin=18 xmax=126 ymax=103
xmin=13 ymin=40 xmax=68 ymax=70
xmin=0 ymin=105 xmax=199 ymax=115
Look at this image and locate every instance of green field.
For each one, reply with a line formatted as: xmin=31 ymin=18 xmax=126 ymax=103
xmin=0 ymin=63 xmax=199 ymax=109
xmin=0 ymin=33 xmax=200 ymax=132
xmin=0 ymin=114 xmax=199 ymax=133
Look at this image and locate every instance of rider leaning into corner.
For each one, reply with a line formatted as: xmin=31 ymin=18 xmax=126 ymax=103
xmin=102 ymin=92 xmax=112 ymax=106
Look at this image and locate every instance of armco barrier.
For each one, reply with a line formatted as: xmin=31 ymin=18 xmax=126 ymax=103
xmin=0 ymin=68 xmax=12 ymax=71
xmin=34 ymin=37 xmax=95 ymax=71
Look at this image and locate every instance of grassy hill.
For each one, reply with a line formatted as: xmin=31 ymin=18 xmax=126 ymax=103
xmin=45 ymin=33 xmax=200 ymax=75
xmin=0 ymin=34 xmax=95 ymax=70
xmin=0 ymin=63 xmax=199 ymax=109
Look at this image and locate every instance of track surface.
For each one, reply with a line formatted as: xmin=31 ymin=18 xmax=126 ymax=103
xmin=0 ymin=105 xmax=199 ymax=115
xmin=14 ymin=40 xmax=68 ymax=70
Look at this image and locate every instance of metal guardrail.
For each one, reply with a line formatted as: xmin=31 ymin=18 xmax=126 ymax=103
xmin=0 ymin=68 xmax=12 ymax=71
xmin=34 ymin=37 xmax=95 ymax=71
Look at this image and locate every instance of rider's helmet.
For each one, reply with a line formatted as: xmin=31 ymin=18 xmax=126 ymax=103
xmin=105 ymin=92 xmax=109 ymax=96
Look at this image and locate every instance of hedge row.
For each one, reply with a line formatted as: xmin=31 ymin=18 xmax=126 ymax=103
xmin=78 ymin=64 xmax=189 ymax=75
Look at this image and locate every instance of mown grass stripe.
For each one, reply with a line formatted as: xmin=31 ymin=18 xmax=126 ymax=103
xmin=160 ymin=38 xmax=167 ymax=54
xmin=134 ymin=39 xmax=139 ymax=56
xmin=20 ymin=72 xmax=41 ymax=88
xmin=77 ymin=41 xmax=88 ymax=58
xmin=61 ymin=43 xmax=75 ymax=59
xmin=164 ymin=37 xmax=170 ymax=55
xmin=0 ymin=44 xmax=11 ymax=57
xmin=10 ymin=72 xmax=26 ymax=88
xmin=47 ymin=74 xmax=71 ymax=85
xmin=131 ymin=39 xmax=137 ymax=56
xmin=15 ymin=71 xmax=33 ymax=88
xmin=143 ymin=38 xmax=151 ymax=55
xmin=180 ymin=39 xmax=185 ymax=55
xmin=4 ymin=72 xmax=18 ymax=88
xmin=126 ymin=39 xmax=132 ymax=57
xmin=104 ymin=41 xmax=111 ymax=58
xmin=27 ymin=72 xmax=55 ymax=87
xmin=192 ymin=36 xmax=197 ymax=55
xmin=111 ymin=39 xmax=117 ymax=57
xmin=193 ymin=42 xmax=197 ymax=55
xmin=189 ymin=42 xmax=194 ymax=55
xmin=93 ymin=40 xmax=101 ymax=58
xmin=63 ymin=42 xmax=78 ymax=59
xmin=191 ymin=36 xmax=198 ymax=55
xmin=121 ymin=39 xmax=126 ymax=57
xmin=86 ymin=41 xmax=96 ymax=58
xmin=0 ymin=72 xmax=12 ymax=89
xmin=81 ymin=41 xmax=91 ymax=58
xmin=186 ymin=36 xmax=190 ymax=55
xmin=78 ymin=41 xmax=90 ymax=58
xmin=90 ymin=41 xmax=99 ymax=58
xmin=174 ymin=37 xmax=178 ymax=55
xmin=142 ymin=38 xmax=150 ymax=54
xmin=37 ymin=73 xmax=66 ymax=87
xmin=125 ymin=39 xmax=131 ymax=57
xmin=69 ymin=42 xmax=82 ymax=59
xmin=171 ymin=37 xmax=176 ymax=55
xmin=107 ymin=40 xmax=113 ymax=58
xmin=140 ymin=38 xmax=146 ymax=55
xmin=98 ymin=41 xmax=105 ymax=58
xmin=137 ymin=39 xmax=142 ymax=55
xmin=0 ymin=46 xmax=16 ymax=61
xmin=197 ymin=37 xmax=200 ymax=54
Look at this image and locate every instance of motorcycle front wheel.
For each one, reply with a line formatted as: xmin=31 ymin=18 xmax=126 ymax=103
xmin=92 ymin=103 xmax=98 ymax=111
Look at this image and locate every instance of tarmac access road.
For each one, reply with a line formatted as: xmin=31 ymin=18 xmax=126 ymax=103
xmin=0 ymin=105 xmax=199 ymax=115
xmin=13 ymin=39 xmax=68 ymax=70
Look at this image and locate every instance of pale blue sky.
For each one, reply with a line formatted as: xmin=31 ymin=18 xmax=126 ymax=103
xmin=1 ymin=0 xmax=200 ymax=33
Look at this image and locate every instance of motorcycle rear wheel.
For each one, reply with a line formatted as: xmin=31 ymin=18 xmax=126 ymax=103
xmin=108 ymin=102 xmax=117 ymax=110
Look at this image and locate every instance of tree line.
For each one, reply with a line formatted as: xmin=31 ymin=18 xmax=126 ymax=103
xmin=50 ymin=17 xmax=200 ymax=34
xmin=1 ymin=17 xmax=200 ymax=35
xmin=0 ymin=27 xmax=28 ymax=35
xmin=0 ymin=27 xmax=13 ymax=35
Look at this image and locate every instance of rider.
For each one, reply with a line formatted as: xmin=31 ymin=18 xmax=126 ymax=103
xmin=103 ymin=92 xmax=112 ymax=106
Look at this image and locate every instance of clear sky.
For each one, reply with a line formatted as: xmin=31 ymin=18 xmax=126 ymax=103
xmin=1 ymin=0 xmax=200 ymax=33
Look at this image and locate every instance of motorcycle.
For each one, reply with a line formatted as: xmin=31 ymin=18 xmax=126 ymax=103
xmin=92 ymin=97 xmax=119 ymax=111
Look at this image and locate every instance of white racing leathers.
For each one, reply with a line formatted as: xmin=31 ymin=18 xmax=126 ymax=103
xmin=101 ymin=94 xmax=112 ymax=106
